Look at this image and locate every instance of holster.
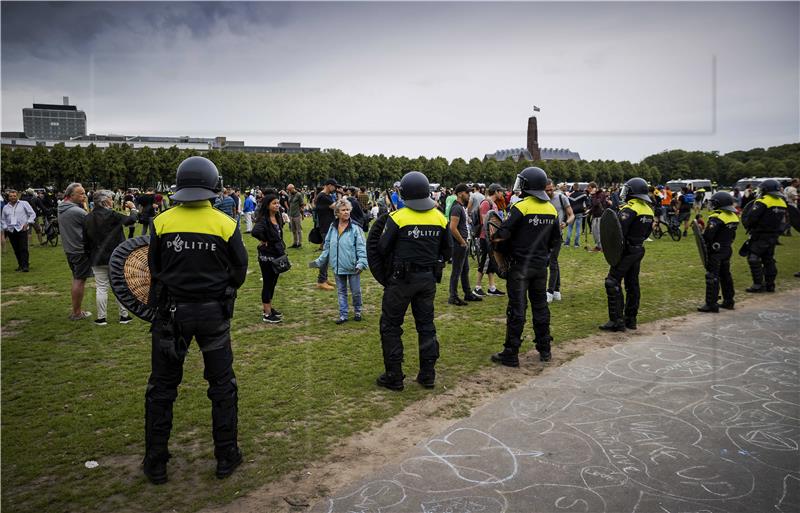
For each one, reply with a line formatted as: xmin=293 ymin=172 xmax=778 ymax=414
xmin=222 ymin=286 xmax=237 ymax=319
xmin=153 ymin=293 xmax=188 ymax=361
xmin=391 ymin=263 xmax=408 ymax=282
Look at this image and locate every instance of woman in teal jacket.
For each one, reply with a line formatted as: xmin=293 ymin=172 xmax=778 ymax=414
xmin=310 ymin=198 xmax=368 ymax=323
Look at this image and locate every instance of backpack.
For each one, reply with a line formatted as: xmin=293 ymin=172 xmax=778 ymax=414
xmin=471 ymin=199 xmax=489 ymax=236
xmin=684 ymin=192 xmax=695 ymax=205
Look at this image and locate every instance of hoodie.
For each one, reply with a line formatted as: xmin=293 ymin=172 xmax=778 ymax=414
xmin=57 ymin=201 xmax=88 ymax=254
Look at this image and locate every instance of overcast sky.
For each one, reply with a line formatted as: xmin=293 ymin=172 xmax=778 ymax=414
xmin=2 ymin=1 xmax=798 ymax=162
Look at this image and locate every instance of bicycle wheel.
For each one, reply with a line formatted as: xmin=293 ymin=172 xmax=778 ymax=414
xmin=669 ymin=227 xmax=681 ymax=241
xmin=653 ymin=223 xmax=663 ymax=239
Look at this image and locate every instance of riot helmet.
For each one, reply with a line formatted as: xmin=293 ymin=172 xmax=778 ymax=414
xmin=758 ymin=179 xmax=784 ymax=198
xmin=399 ymin=171 xmax=436 ymax=211
xmin=171 ymin=156 xmax=223 ymax=202
xmin=619 ymin=177 xmax=652 ymax=204
xmin=709 ymin=191 xmax=737 ymax=213
xmin=513 ymin=167 xmax=549 ymax=201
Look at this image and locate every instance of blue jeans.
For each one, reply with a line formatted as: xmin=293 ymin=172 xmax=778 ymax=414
xmin=565 ymin=214 xmax=583 ymax=246
xmin=335 ymin=273 xmax=363 ymax=319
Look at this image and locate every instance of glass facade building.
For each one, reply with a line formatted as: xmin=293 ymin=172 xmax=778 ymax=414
xmin=23 ymin=103 xmax=87 ymax=140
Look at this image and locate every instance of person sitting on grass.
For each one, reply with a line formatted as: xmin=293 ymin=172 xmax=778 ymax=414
xmin=310 ymin=198 xmax=368 ymax=324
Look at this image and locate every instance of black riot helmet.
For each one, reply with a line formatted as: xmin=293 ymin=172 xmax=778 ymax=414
xmin=171 ymin=156 xmax=223 ymax=202
xmin=709 ymin=191 xmax=737 ymax=213
xmin=514 ymin=167 xmax=549 ymax=201
xmin=619 ymin=177 xmax=652 ymax=204
xmin=758 ymin=179 xmax=784 ymax=198
xmin=399 ymin=171 xmax=436 ymax=210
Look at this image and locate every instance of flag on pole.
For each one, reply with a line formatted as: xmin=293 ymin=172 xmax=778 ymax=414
xmin=533 ymin=105 xmax=541 ymax=112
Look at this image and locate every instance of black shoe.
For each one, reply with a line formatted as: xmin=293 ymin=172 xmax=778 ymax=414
xmin=93 ymin=318 xmax=108 ymax=326
xmin=539 ymin=351 xmax=552 ymax=362
xmin=142 ymin=451 xmax=170 ymax=485
xmin=464 ymin=293 xmax=483 ymax=302
xmin=720 ymin=302 xmax=735 ymax=310
xmin=354 ymin=313 xmax=362 ymax=321
xmin=765 ymin=285 xmax=775 ymax=293
xmin=491 ymin=352 xmax=520 ymax=367
xmin=335 ymin=317 xmax=348 ymax=324
xmin=415 ymin=370 xmax=436 ymax=389
xmin=376 ymin=372 xmax=405 ymax=391
xmin=262 ymin=312 xmax=282 ymax=323
xmin=21 ymin=267 xmax=29 ymax=272
xmin=270 ymin=308 xmax=283 ymax=318
xmin=14 ymin=267 xmax=21 ymax=272
xmin=624 ymin=318 xmax=637 ymax=330
xmin=215 ymin=446 xmax=242 ymax=479
xmin=746 ymin=285 xmax=764 ymax=293
xmin=795 ymin=272 xmax=800 ymax=278
xmin=448 ymin=297 xmax=467 ymax=306
xmin=683 ymin=231 xmax=688 ymax=237
xmin=599 ymin=321 xmax=626 ymax=332
xmin=486 ymin=288 xmax=505 ymax=296
xmin=119 ymin=315 xmax=133 ymax=324
xmin=697 ymin=304 xmax=719 ymax=313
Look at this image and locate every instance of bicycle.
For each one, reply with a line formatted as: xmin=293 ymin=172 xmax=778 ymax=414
xmin=43 ymin=212 xmax=59 ymax=247
xmin=652 ymin=213 xmax=681 ymax=241
xmin=466 ymin=223 xmax=479 ymax=260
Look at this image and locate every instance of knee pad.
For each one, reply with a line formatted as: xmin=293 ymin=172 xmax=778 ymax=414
xmin=747 ymin=253 xmax=761 ymax=266
xmin=605 ymin=277 xmax=620 ymax=292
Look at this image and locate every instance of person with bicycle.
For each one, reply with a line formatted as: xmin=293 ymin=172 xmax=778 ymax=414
xmin=448 ymin=184 xmax=482 ymax=306
xmin=677 ymin=187 xmax=694 ymax=236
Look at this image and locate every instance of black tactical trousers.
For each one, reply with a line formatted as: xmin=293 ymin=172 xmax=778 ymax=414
xmin=449 ymin=244 xmax=471 ymax=299
xmin=747 ymin=237 xmax=777 ymax=287
xmin=547 ymin=241 xmax=561 ymax=293
xmin=605 ymin=246 xmax=645 ymax=322
xmin=504 ymin=264 xmax=551 ymax=354
xmin=380 ymin=272 xmax=439 ymax=369
xmin=145 ymin=302 xmax=237 ymax=456
xmin=706 ymin=247 xmax=734 ymax=305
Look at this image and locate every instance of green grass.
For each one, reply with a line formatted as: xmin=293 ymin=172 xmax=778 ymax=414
xmin=2 ymin=215 xmax=799 ymax=513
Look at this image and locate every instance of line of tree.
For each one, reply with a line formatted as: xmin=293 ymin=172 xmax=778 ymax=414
xmin=1 ymin=142 xmax=798 ymax=192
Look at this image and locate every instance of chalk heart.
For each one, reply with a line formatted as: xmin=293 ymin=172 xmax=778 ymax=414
xmin=327 ymin=480 xmax=405 ymax=513
xmin=420 ymin=496 xmax=504 ymax=513
xmin=712 ymin=385 xmax=764 ymax=405
xmin=692 ymin=401 xmax=740 ymax=428
xmin=580 ymin=466 xmax=628 ymax=489
xmin=424 ymin=428 xmax=517 ymax=485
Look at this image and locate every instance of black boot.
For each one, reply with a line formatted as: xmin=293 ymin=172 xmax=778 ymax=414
xmin=765 ymin=283 xmax=776 ymax=292
xmin=376 ymin=363 xmax=405 ymax=391
xmin=746 ymin=284 xmax=764 ymax=293
xmin=697 ymin=304 xmax=719 ymax=313
xmin=624 ymin=317 xmax=637 ymax=330
xmin=215 ymin=445 xmax=242 ymax=479
xmin=535 ymin=336 xmax=552 ymax=362
xmin=415 ymin=361 xmax=436 ymax=389
xmin=720 ymin=301 xmax=735 ymax=310
xmin=491 ymin=348 xmax=520 ymax=367
xmin=599 ymin=321 xmax=626 ymax=332
xmin=142 ymin=449 xmax=170 ymax=485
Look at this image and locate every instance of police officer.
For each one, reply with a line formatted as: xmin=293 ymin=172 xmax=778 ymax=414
xmin=742 ymin=179 xmax=788 ymax=293
xmin=490 ymin=167 xmax=560 ymax=366
xmin=600 ymin=177 xmax=654 ymax=332
xmin=376 ymin=171 xmax=450 ymax=391
xmin=698 ymin=191 xmax=739 ymax=312
xmin=143 ymin=156 xmax=248 ymax=484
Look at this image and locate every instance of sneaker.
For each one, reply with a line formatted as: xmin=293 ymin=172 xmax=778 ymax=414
xmin=546 ymin=292 xmax=554 ymax=303
xmin=486 ymin=288 xmax=505 ymax=296
xmin=464 ymin=293 xmax=483 ymax=302
xmin=215 ymin=446 xmax=243 ymax=479
xmin=335 ymin=317 xmax=348 ymax=324
xmin=119 ymin=315 xmax=133 ymax=324
xmin=354 ymin=313 xmax=362 ymax=321
xmin=472 ymin=286 xmax=486 ymax=297
xmin=448 ymin=297 xmax=467 ymax=306
xmin=552 ymin=291 xmax=562 ymax=301
xmin=262 ymin=312 xmax=282 ymax=323
xmin=69 ymin=311 xmax=92 ymax=321
xmin=270 ymin=308 xmax=283 ymax=318
xmin=94 ymin=318 xmax=108 ymax=326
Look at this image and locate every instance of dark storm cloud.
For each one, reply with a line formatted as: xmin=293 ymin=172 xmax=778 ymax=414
xmin=1 ymin=1 xmax=293 ymax=60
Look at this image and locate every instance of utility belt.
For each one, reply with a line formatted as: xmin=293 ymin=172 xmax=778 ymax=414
xmin=391 ymin=261 xmax=443 ymax=283
xmin=157 ymin=286 xmax=237 ymax=320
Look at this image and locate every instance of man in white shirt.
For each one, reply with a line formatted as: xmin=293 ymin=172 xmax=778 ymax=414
xmin=1 ymin=189 xmax=37 ymax=272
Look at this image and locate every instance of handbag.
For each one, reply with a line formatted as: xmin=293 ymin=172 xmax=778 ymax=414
xmin=259 ymin=253 xmax=292 ymax=274
xmin=308 ymin=227 xmax=323 ymax=244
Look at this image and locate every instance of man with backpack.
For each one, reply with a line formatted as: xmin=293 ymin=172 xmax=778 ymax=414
xmin=678 ymin=187 xmax=695 ymax=236
xmin=473 ymin=183 xmax=506 ymax=297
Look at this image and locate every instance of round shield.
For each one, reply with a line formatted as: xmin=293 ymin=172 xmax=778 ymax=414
xmin=484 ymin=210 xmax=510 ymax=280
xmin=109 ymin=236 xmax=155 ymax=322
xmin=367 ymin=213 xmax=393 ymax=287
xmin=788 ymin=204 xmax=800 ymax=232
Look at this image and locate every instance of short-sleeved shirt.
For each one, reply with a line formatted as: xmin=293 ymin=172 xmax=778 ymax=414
xmin=470 ymin=192 xmax=485 ymax=214
xmin=449 ymin=201 xmax=468 ymax=239
xmin=550 ymin=192 xmax=569 ymax=224
xmin=478 ymin=199 xmax=496 ymax=240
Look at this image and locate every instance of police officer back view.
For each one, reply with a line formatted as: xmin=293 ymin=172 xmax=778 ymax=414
xmin=490 ymin=167 xmax=560 ymax=366
xmin=600 ymin=177 xmax=654 ymax=332
xmin=144 ymin=157 xmax=248 ymax=484
xmin=698 ymin=191 xmax=739 ymax=312
xmin=742 ymin=179 xmax=787 ymax=293
xmin=376 ymin=171 xmax=450 ymax=391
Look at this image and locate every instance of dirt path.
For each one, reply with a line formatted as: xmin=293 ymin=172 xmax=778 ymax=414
xmin=201 ymin=290 xmax=798 ymax=513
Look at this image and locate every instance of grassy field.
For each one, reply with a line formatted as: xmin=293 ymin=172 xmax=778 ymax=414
xmin=2 ymin=215 xmax=799 ymax=513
